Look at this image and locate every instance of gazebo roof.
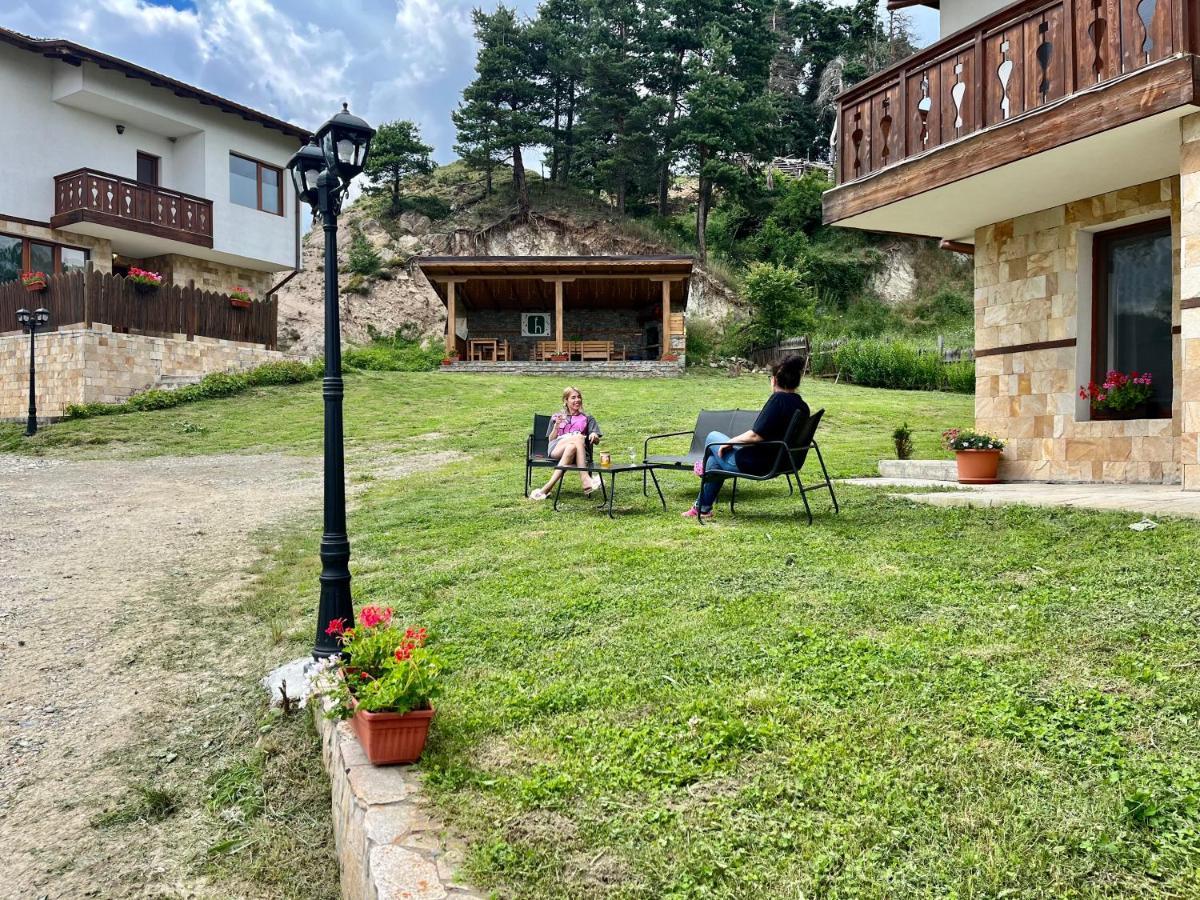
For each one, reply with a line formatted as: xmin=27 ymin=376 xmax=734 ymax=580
xmin=417 ymin=255 xmax=694 ymax=311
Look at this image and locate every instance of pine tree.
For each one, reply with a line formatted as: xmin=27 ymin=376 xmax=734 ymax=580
xmin=458 ymin=5 xmax=550 ymax=220
xmin=535 ymin=0 xmax=590 ymax=183
xmin=577 ymin=0 xmax=657 ymax=214
xmin=452 ymin=98 xmax=503 ymax=195
xmin=362 ymin=120 xmax=434 ymax=214
xmin=676 ymin=1 xmax=777 ymax=261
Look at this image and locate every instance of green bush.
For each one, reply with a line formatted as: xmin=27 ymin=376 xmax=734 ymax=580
xmin=342 ymin=274 xmax=370 ymax=295
xmin=684 ymin=319 xmax=719 ymax=365
xmin=832 ymin=338 xmax=974 ymax=394
xmin=742 ymin=262 xmax=816 ymax=349
xmin=63 ymin=359 xmax=322 ymax=420
xmin=342 ymin=337 xmax=442 ymax=372
xmin=395 ymin=194 xmax=452 ymax=222
xmin=347 ymin=234 xmax=382 ymax=277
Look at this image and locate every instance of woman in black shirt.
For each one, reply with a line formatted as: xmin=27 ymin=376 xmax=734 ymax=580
xmin=683 ymin=355 xmax=809 ymax=520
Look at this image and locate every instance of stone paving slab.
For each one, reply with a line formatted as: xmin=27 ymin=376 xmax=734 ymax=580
xmin=843 ymin=477 xmax=1200 ymax=519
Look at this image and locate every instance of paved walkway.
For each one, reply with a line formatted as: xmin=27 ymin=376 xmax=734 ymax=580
xmin=843 ymin=477 xmax=1200 ymax=519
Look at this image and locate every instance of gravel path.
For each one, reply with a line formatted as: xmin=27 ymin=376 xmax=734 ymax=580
xmin=0 ymin=449 xmax=461 ymax=899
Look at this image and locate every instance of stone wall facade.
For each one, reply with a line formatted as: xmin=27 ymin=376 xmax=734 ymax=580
xmin=140 ymin=253 xmax=276 ymax=296
xmin=0 ymin=324 xmax=280 ymax=419
xmin=1179 ymin=114 xmax=1200 ymax=489
xmin=0 ymin=216 xmax=113 ymax=274
xmin=974 ymin=177 xmax=1182 ymax=483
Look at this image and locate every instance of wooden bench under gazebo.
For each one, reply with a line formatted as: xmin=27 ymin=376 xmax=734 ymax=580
xmin=418 ymin=256 xmax=692 ymax=372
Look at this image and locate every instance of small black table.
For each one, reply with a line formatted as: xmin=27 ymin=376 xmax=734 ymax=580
xmin=552 ymin=462 xmax=667 ymax=518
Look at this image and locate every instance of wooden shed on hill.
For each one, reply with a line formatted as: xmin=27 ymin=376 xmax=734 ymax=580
xmin=418 ymin=256 xmax=692 ymax=368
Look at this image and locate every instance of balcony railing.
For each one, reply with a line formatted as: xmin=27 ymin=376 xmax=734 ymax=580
xmin=834 ymin=0 xmax=1194 ymax=185
xmin=52 ymin=168 xmax=214 ymax=247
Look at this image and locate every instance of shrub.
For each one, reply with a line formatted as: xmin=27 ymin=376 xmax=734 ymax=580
xmin=832 ymin=339 xmax=975 ymax=394
xmin=685 ymin=319 xmax=719 ymax=365
xmin=342 ymin=274 xmax=370 ymax=295
xmin=742 ymin=262 xmax=816 ymax=349
xmin=62 ymin=359 xmax=322 ymax=420
xmin=347 ymin=233 xmax=382 ymax=277
xmin=395 ymin=194 xmax=452 ymax=222
xmin=342 ymin=337 xmax=442 ymax=372
xmin=893 ymin=423 xmax=914 ymax=459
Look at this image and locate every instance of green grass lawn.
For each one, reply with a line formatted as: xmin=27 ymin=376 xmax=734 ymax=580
xmin=11 ymin=372 xmax=1200 ymax=898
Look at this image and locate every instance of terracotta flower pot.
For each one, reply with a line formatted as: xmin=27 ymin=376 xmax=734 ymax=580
xmin=23 ymin=281 xmax=46 ymax=293
xmin=955 ymin=449 xmax=1001 ymax=484
xmin=441 ymin=358 xmax=454 ymax=366
xmin=230 ymin=297 xmax=253 ymax=309
xmin=550 ymin=354 xmax=569 ymax=362
xmin=351 ymin=704 xmax=435 ymax=765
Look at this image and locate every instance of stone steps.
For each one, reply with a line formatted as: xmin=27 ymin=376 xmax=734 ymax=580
xmin=439 ymin=361 xmax=683 ymax=378
xmin=877 ymin=459 xmax=958 ymax=480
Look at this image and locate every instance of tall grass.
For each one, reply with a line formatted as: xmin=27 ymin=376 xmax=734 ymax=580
xmin=813 ymin=338 xmax=975 ymax=394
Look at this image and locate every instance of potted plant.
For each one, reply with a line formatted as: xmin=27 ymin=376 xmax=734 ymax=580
xmin=440 ymin=351 xmax=458 ymax=366
xmin=943 ymin=428 xmax=1005 ymax=484
xmin=893 ymin=423 xmax=913 ymax=460
xmin=550 ymin=352 xmax=570 ymax=362
xmin=229 ymin=286 xmax=253 ymax=309
xmin=1079 ymin=370 xmax=1155 ymax=420
xmin=20 ymin=271 xmax=48 ymax=293
xmin=662 ymin=353 xmax=680 ymax=363
xmin=320 ymin=607 xmax=441 ymax=765
xmin=127 ymin=266 xmax=163 ymax=293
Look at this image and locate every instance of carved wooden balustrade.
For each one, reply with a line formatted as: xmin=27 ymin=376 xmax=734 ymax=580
xmin=52 ymin=168 xmax=214 ymax=247
xmin=835 ymin=0 xmax=1194 ymax=184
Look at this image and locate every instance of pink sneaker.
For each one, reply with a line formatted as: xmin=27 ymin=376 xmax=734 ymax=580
xmin=693 ymin=460 xmax=705 ymax=477
xmin=681 ymin=506 xmax=713 ymax=520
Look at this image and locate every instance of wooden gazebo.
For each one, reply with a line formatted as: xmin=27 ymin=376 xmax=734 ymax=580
xmin=418 ymin=255 xmax=692 ymax=363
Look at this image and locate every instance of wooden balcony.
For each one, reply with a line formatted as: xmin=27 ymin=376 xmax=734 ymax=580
xmin=824 ymin=0 xmax=1200 ymax=227
xmin=51 ymin=168 xmax=214 ymax=248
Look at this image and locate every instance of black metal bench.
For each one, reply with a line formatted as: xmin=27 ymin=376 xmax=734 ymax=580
xmin=644 ymin=407 xmax=839 ymax=524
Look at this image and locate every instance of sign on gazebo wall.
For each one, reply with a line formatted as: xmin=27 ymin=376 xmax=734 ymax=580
xmin=521 ymin=313 xmax=551 ymax=337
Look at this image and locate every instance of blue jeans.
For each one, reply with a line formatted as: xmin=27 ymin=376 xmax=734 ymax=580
xmin=695 ymin=431 xmax=742 ymax=512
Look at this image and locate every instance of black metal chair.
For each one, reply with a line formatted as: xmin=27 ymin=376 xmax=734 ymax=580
xmin=524 ymin=413 xmax=605 ymax=499
xmin=698 ymin=408 xmax=839 ymax=524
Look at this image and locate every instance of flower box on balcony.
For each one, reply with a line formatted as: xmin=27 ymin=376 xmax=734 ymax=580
xmin=20 ymin=271 xmax=48 ymax=293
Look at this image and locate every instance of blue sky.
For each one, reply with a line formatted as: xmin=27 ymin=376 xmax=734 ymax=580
xmin=1 ymin=0 xmax=937 ymax=164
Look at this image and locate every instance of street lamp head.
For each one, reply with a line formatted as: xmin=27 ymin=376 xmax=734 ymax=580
xmin=16 ymin=308 xmax=30 ymax=327
xmin=287 ymin=139 xmax=327 ymax=211
xmin=35 ymin=308 xmax=50 ymax=326
xmin=315 ymin=103 xmax=374 ymax=182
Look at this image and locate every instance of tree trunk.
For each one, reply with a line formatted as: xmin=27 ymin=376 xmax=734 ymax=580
xmin=391 ymin=175 xmax=400 ymax=214
xmin=561 ymin=77 xmax=576 ymax=183
xmin=485 ymin=165 xmax=493 ymax=196
xmin=550 ymin=85 xmax=562 ymax=182
xmin=657 ymin=52 xmax=685 ymax=216
xmin=513 ymin=144 xmax=530 ymax=221
xmin=696 ymin=172 xmax=712 ymax=263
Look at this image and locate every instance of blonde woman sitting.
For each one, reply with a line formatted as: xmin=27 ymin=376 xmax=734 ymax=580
xmin=529 ymin=386 xmax=603 ymax=500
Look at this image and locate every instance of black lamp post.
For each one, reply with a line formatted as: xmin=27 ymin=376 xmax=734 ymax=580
xmin=287 ymin=105 xmax=375 ymax=660
xmin=15 ymin=307 xmax=50 ymax=437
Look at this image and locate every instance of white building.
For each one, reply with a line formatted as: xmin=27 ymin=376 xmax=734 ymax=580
xmin=0 ymin=26 xmax=308 ymax=298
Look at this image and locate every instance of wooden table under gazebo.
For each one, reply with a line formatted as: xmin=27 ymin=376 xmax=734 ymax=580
xmin=418 ymin=255 xmax=692 ymax=370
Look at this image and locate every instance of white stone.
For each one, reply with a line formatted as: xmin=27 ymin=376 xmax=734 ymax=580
xmin=369 ymin=846 xmax=448 ymax=900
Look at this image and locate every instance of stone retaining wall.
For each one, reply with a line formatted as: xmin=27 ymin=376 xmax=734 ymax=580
xmin=442 ymin=360 xmax=683 ymax=378
xmin=315 ymin=708 xmax=482 ymax=900
xmin=0 ymin=324 xmax=280 ymax=419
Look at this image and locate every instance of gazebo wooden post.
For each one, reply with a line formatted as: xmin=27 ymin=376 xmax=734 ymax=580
xmin=660 ymin=279 xmax=671 ymax=360
xmin=445 ymin=279 xmax=457 ymax=356
xmin=555 ymin=279 xmax=564 ymax=354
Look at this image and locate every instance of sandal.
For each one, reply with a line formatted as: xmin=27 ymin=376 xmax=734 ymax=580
xmin=529 ymin=489 xmax=548 ymax=501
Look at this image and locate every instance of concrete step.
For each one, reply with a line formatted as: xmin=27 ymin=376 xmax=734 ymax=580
xmin=878 ymin=459 xmax=958 ymax=480
xmin=440 ymin=361 xmax=683 ymax=378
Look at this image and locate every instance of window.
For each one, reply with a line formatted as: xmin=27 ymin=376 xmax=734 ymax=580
xmin=0 ymin=234 xmax=90 ymax=284
xmin=0 ymin=235 xmax=20 ymax=285
xmin=1092 ymin=219 xmax=1173 ymax=416
xmin=229 ymin=152 xmax=283 ymax=214
xmin=137 ymin=152 xmax=160 ymax=186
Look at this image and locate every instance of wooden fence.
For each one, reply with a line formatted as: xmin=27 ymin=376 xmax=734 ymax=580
xmin=0 ymin=269 xmax=277 ymax=348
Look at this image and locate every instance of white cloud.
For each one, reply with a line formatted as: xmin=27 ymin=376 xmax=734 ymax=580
xmin=0 ymin=0 xmax=540 ymax=160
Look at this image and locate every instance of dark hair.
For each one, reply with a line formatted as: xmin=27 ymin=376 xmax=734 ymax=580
xmin=772 ymin=355 xmax=805 ymax=390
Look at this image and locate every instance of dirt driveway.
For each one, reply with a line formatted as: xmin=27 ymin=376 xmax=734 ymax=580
xmin=0 ymin=450 xmax=459 ymax=899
